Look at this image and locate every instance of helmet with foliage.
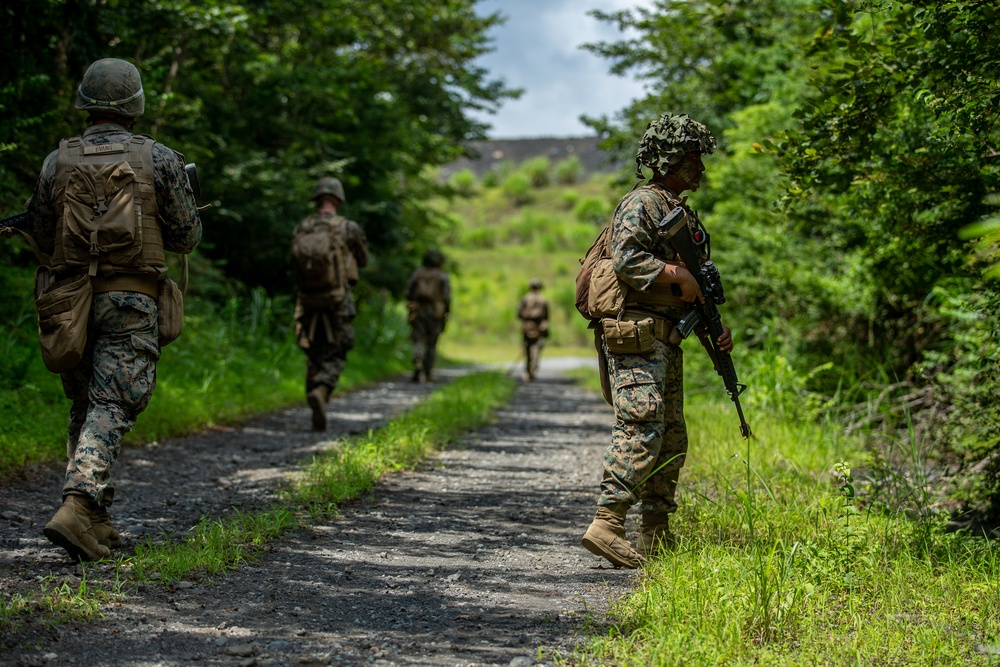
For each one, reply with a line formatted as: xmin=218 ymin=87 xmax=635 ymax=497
xmin=74 ymin=58 xmax=145 ymax=118
xmin=311 ymin=177 xmax=346 ymax=203
xmin=529 ymin=278 xmax=543 ymax=290
xmin=635 ymin=113 xmax=716 ymax=178
xmin=422 ymin=248 xmax=445 ymax=268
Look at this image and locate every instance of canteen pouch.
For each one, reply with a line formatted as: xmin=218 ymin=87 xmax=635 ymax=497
xmin=602 ymin=317 xmax=657 ymax=355
xmin=35 ymin=272 xmax=93 ymax=373
xmin=157 ymin=277 xmax=184 ymax=347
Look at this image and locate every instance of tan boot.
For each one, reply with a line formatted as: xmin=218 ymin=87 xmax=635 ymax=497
xmin=581 ymin=505 xmax=642 ymax=569
xmin=637 ymin=511 xmax=676 ymax=558
xmin=90 ymin=506 xmax=122 ymax=548
xmin=307 ymin=385 xmax=330 ymax=431
xmin=43 ymin=494 xmax=111 ymax=562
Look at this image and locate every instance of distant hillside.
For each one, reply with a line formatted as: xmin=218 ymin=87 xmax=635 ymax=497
xmin=442 ymin=136 xmax=625 ymax=178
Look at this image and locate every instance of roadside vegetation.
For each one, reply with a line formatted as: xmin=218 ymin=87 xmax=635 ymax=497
xmin=569 ymin=354 xmax=1000 ymax=665
xmin=0 ymin=267 xmax=412 ymax=471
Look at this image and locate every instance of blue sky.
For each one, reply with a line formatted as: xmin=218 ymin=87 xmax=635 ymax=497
xmin=470 ymin=0 xmax=653 ymax=139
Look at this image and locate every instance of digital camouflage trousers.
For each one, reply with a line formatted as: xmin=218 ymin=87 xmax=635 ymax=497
xmin=410 ymin=312 xmax=444 ymax=375
xmin=61 ymin=292 xmax=160 ymax=507
xmin=599 ymin=338 xmax=688 ymax=515
xmin=523 ymin=335 xmax=544 ymax=378
xmin=298 ymin=309 xmax=355 ymax=394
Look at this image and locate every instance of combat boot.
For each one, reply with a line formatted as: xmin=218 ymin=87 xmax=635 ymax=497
xmin=90 ymin=506 xmax=122 ymax=548
xmin=637 ymin=511 xmax=676 ymax=558
xmin=307 ymin=384 xmax=330 ymax=431
xmin=43 ymin=494 xmax=111 ymax=562
xmin=412 ymin=360 xmax=424 ymax=383
xmin=581 ymin=505 xmax=642 ymax=569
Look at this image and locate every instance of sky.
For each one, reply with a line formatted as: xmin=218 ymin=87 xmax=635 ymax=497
xmin=469 ymin=0 xmax=654 ymax=140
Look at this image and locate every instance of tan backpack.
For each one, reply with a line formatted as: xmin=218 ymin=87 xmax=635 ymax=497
xmin=411 ymin=267 xmax=443 ymax=302
xmin=53 ymin=136 xmax=163 ymax=277
xmin=292 ymin=214 xmax=356 ymax=309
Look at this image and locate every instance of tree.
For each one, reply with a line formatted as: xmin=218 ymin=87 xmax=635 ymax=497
xmin=0 ymin=0 xmax=518 ymax=292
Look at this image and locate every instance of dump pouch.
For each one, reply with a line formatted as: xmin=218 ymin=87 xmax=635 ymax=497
xmin=157 ymin=277 xmax=184 ymax=347
xmin=35 ymin=273 xmax=93 ymax=373
xmin=601 ymin=317 xmax=658 ymax=355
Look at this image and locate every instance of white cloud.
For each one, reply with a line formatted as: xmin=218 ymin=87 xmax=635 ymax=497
xmin=470 ymin=0 xmax=654 ymax=138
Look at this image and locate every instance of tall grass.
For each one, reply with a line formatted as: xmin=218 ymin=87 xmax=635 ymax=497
xmin=572 ymin=350 xmax=1000 ymax=666
xmin=0 ymin=286 xmax=411 ymax=471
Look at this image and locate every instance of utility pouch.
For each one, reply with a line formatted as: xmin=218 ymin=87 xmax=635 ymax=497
xmin=157 ymin=277 xmax=184 ymax=346
xmin=602 ymin=317 xmax=657 ymax=355
xmin=587 ymin=258 xmax=626 ymax=319
xmin=35 ymin=272 xmax=93 ymax=373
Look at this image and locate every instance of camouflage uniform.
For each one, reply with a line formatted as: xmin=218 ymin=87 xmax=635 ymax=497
xmin=601 ymin=182 xmax=708 ymax=515
xmin=517 ymin=285 xmax=548 ymax=381
xmin=294 ymin=214 xmax=368 ymax=395
xmin=582 ymin=113 xmax=719 ymax=568
xmin=406 ymin=260 xmax=450 ymax=381
xmin=26 ymin=123 xmax=202 ymax=506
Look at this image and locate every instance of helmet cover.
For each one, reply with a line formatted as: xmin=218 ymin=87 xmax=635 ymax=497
xmin=635 ymin=113 xmax=716 ymax=178
xmin=311 ymin=177 xmax=346 ymax=203
xmin=75 ymin=58 xmax=145 ymax=117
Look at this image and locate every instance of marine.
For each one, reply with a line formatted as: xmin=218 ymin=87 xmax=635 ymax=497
xmin=405 ymin=248 xmax=451 ymax=383
xmin=516 ymin=278 xmax=549 ymax=381
xmin=581 ymin=113 xmax=735 ymax=568
xmin=292 ymin=176 xmax=369 ymax=430
xmin=19 ymin=58 xmax=202 ymax=561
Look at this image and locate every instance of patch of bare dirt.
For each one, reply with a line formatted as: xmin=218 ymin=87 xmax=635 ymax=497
xmin=0 ymin=363 xmax=635 ymax=667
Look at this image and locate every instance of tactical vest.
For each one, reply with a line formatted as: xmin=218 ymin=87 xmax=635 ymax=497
xmin=579 ymin=184 xmax=691 ymax=321
xmin=410 ymin=267 xmax=445 ymax=304
xmin=52 ymin=135 xmax=163 ymax=297
xmin=519 ymin=292 xmax=547 ymax=321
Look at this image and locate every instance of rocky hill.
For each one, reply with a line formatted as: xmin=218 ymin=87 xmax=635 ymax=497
xmin=442 ymin=136 xmax=625 ymax=179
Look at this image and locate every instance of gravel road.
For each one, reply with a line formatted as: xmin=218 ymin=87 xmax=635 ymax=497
xmin=0 ymin=360 xmax=636 ymax=667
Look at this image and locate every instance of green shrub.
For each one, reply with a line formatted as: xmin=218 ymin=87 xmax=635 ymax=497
xmin=501 ymin=171 xmax=533 ymax=205
xmin=554 ymin=155 xmax=583 ymax=184
xmin=560 ymin=190 xmax=580 ymax=210
xmin=521 ymin=156 xmax=552 ymax=188
xmin=447 ymin=168 xmax=478 ymax=195
xmin=573 ymin=196 xmax=612 ymax=225
xmin=461 ymin=226 xmax=500 ymax=249
xmin=481 ymin=170 xmax=499 ymax=188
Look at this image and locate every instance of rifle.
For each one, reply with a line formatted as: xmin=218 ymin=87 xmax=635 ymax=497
xmin=0 ymin=211 xmax=29 ymax=235
xmin=657 ymin=206 xmax=752 ymax=438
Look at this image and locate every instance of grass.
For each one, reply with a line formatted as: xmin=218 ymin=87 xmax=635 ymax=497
xmin=569 ymin=355 xmax=1000 ymax=666
xmin=0 ymin=288 xmax=411 ymax=472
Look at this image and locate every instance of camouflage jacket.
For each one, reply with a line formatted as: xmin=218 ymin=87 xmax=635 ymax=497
xmin=26 ymin=122 xmax=202 ymax=257
xmin=611 ymin=181 xmax=709 ymax=317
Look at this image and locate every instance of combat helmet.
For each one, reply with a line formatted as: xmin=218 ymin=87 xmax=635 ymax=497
xmin=311 ymin=177 xmax=346 ymax=204
xmin=529 ymin=278 xmax=543 ymax=290
xmin=422 ymin=248 xmax=445 ymax=268
xmin=635 ymin=113 xmax=716 ymax=178
xmin=74 ymin=58 xmax=145 ymax=117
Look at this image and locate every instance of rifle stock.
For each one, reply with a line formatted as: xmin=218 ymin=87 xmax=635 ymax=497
xmin=658 ymin=207 xmax=752 ymax=438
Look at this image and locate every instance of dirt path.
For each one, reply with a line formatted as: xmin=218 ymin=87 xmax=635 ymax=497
xmin=1 ymin=361 xmax=635 ymax=667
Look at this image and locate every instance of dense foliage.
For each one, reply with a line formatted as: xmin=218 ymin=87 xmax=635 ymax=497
xmin=0 ymin=0 xmax=513 ymax=469
xmin=586 ymin=0 xmax=1000 ymax=518
xmin=0 ymin=0 xmax=516 ymax=290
